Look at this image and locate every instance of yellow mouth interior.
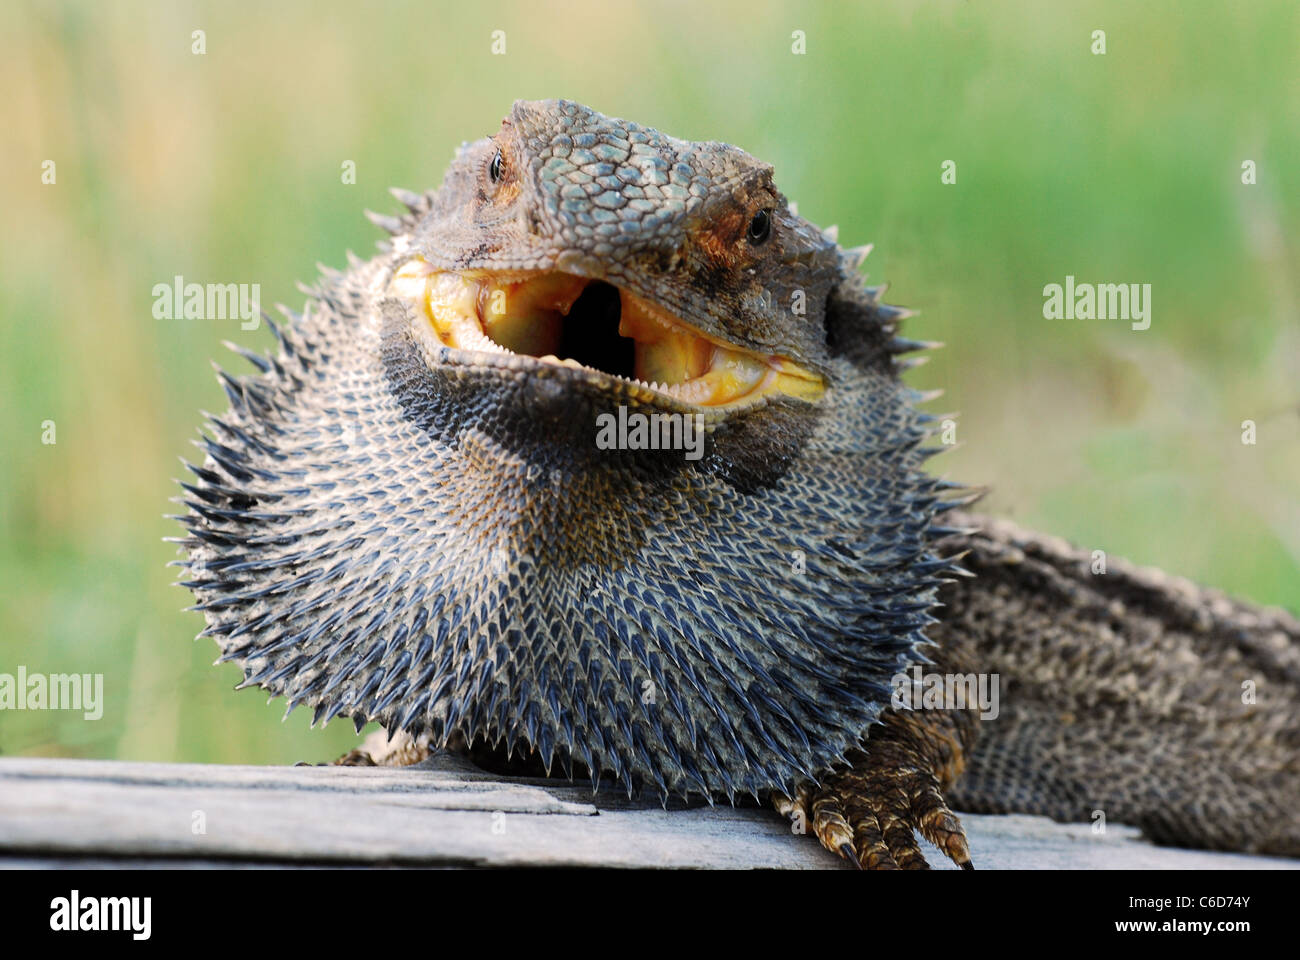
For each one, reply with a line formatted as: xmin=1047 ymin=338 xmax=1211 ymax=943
xmin=391 ymin=259 xmax=824 ymax=408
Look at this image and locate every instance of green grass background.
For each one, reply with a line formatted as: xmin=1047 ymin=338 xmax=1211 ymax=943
xmin=1 ymin=0 xmax=1296 ymax=764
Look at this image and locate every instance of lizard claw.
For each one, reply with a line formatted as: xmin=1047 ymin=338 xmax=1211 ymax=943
xmin=780 ymin=767 xmax=972 ymax=869
xmin=332 ymin=747 xmax=378 ymax=766
xmin=775 ymin=708 xmax=977 ymax=869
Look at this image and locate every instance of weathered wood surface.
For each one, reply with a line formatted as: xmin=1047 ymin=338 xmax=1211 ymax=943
xmin=1 ymin=757 xmax=1296 ymax=869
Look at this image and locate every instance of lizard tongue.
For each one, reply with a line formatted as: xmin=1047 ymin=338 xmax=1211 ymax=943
xmin=618 ymin=291 xmax=713 ymax=385
xmin=477 ymin=273 xmax=589 ymax=357
xmin=618 ymin=288 xmax=812 ymax=403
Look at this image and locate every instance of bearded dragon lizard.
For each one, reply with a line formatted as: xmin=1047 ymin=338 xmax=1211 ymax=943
xmin=175 ymin=100 xmax=1300 ymax=868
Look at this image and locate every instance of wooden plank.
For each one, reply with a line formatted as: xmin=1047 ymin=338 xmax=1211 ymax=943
xmin=0 ymin=758 xmax=1296 ymax=869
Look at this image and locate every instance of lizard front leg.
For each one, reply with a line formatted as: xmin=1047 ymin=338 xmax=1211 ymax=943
xmin=776 ymin=685 xmax=979 ymax=869
xmin=331 ymin=728 xmax=433 ymax=767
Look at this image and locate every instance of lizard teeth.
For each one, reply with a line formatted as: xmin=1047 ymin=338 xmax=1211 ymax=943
xmin=537 ymin=354 xmax=584 ymax=370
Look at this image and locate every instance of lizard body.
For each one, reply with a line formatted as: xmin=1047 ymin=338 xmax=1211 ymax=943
xmin=176 ymin=100 xmax=1300 ymax=867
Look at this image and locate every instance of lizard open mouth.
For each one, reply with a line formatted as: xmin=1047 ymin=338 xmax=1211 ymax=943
xmin=391 ymin=260 xmax=824 ymax=408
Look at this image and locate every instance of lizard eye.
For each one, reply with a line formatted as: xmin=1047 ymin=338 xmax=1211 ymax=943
xmin=747 ymin=209 xmax=772 ymax=245
xmin=489 ymin=149 xmax=505 ymax=184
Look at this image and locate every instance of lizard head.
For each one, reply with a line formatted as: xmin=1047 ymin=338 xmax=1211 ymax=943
xmin=179 ymin=100 xmax=953 ymax=802
xmin=389 ymin=100 xmax=841 ymax=419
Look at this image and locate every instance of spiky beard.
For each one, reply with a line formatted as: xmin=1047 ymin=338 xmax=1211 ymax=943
xmin=177 ymin=256 xmax=949 ymax=801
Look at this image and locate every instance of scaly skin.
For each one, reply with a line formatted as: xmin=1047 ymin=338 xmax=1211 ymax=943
xmin=936 ymin=516 xmax=1300 ymax=858
xmin=176 ymin=100 xmax=1300 ymax=868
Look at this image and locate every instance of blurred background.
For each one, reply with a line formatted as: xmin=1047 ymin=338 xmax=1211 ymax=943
xmin=1 ymin=0 xmax=1296 ymax=764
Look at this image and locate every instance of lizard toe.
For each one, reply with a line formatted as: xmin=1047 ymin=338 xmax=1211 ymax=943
xmin=913 ymin=782 xmax=973 ymax=869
